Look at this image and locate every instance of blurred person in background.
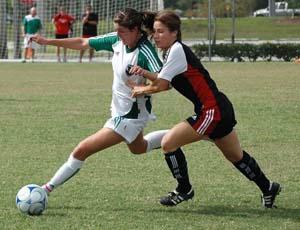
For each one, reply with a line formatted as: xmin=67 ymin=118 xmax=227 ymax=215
xmin=52 ymin=6 xmax=75 ymax=63
xmin=22 ymin=7 xmax=42 ymax=63
xmin=79 ymin=5 xmax=98 ymax=63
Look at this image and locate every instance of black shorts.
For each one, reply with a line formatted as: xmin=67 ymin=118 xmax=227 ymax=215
xmin=55 ymin=34 xmax=68 ymax=39
xmin=186 ymin=92 xmax=237 ymax=140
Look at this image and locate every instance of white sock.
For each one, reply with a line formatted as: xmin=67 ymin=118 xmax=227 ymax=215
xmin=45 ymin=155 xmax=83 ymax=192
xmin=144 ymin=130 xmax=169 ymax=152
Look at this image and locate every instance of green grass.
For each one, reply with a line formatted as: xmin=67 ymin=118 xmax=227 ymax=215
xmin=182 ymin=17 xmax=300 ymax=40
xmin=0 ymin=63 xmax=299 ymax=229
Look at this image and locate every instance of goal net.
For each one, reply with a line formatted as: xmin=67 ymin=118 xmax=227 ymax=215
xmin=0 ymin=0 xmax=164 ymax=62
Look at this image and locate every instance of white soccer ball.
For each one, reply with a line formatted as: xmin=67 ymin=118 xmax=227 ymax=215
xmin=16 ymin=184 xmax=48 ymax=215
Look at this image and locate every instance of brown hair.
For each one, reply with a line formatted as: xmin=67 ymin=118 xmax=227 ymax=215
xmin=113 ymin=8 xmax=156 ymax=34
xmin=155 ymin=11 xmax=182 ymax=41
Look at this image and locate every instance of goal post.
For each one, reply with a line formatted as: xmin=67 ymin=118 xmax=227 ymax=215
xmin=1 ymin=0 xmax=164 ymax=62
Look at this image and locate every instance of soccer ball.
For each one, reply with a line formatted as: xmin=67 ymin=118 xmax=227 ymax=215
xmin=16 ymin=184 xmax=48 ymax=215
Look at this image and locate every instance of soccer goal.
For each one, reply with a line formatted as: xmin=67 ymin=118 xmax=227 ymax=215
xmin=0 ymin=0 xmax=164 ymax=62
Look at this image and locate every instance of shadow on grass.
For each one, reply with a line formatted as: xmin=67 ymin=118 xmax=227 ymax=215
xmin=0 ymin=98 xmax=38 ymax=102
xmin=112 ymin=205 xmax=300 ymax=221
xmin=45 ymin=205 xmax=85 ymax=217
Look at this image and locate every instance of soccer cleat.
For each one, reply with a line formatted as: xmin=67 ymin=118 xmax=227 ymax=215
xmin=160 ymin=188 xmax=194 ymax=206
xmin=261 ymin=182 xmax=281 ymax=208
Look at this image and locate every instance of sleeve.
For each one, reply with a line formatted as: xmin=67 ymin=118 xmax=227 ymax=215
xmin=88 ymin=33 xmax=119 ymax=52
xmin=138 ymin=40 xmax=162 ymax=72
xmin=53 ymin=14 xmax=58 ymax=22
xmin=68 ymin=15 xmax=75 ymax=21
xmin=158 ymin=42 xmax=187 ymax=82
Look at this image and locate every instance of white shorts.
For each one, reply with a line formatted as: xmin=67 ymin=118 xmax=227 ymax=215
xmin=104 ymin=117 xmax=148 ymax=144
xmin=24 ymin=34 xmax=38 ymax=49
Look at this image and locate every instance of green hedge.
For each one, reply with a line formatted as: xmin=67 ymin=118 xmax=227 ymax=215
xmin=192 ymin=43 xmax=300 ymax=62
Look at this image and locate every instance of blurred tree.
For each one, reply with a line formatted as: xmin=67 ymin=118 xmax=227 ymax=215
xmin=164 ymin=0 xmax=204 ymax=11
xmin=200 ymin=0 xmax=256 ymax=17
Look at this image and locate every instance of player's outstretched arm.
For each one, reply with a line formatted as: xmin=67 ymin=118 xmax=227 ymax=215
xmin=31 ymin=35 xmax=90 ymax=50
xmin=131 ymin=78 xmax=169 ymax=97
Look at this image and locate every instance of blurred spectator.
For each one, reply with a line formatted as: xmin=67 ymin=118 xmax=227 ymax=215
xmin=52 ymin=6 xmax=75 ymax=62
xmin=79 ymin=5 xmax=98 ymax=63
xmin=22 ymin=7 xmax=42 ymax=63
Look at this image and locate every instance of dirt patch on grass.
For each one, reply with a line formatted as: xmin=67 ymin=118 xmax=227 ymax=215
xmin=275 ymin=18 xmax=300 ymax=25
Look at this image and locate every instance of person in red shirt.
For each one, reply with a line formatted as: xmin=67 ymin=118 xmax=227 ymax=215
xmin=52 ymin=6 xmax=75 ymax=62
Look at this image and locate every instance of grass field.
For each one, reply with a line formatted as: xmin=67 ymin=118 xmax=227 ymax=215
xmin=0 ymin=63 xmax=299 ymax=229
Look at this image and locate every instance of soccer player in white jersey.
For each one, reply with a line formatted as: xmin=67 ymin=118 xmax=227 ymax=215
xmin=31 ymin=8 xmax=175 ymax=197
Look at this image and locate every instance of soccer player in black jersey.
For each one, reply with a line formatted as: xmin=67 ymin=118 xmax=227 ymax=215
xmin=130 ymin=10 xmax=281 ymax=208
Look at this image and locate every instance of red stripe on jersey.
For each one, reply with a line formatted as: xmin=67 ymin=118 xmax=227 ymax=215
xmin=184 ymin=64 xmax=217 ymax=108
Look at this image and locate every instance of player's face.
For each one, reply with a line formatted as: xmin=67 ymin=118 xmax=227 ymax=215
xmin=153 ymin=21 xmax=177 ymax=50
xmin=30 ymin=8 xmax=37 ymax=17
xmin=114 ymin=24 xmax=139 ymax=48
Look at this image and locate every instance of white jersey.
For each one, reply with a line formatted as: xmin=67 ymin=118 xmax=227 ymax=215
xmin=89 ymin=32 xmax=162 ymax=119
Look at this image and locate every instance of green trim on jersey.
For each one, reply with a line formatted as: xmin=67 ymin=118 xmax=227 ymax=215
xmin=88 ymin=33 xmax=119 ymax=52
xmin=23 ymin=15 xmax=42 ymax=34
xmin=137 ymin=37 xmax=162 ymax=72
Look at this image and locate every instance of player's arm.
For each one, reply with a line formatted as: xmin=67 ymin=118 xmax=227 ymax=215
xmin=31 ymin=35 xmax=90 ymax=50
xmin=22 ymin=26 xmax=25 ymax=37
xmin=22 ymin=18 xmax=26 ymax=37
xmin=131 ymin=78 xmax=169 ymax=97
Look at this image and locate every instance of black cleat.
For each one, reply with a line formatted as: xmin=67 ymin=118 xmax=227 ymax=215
xmin=160 ymin=188 xmax=194 ymax=206
xmin=261 ymin=182 xmax=281 ymax=208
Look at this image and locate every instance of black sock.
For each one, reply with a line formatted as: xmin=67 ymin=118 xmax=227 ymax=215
xmin=234 ymin=150 xmax=270 ymax=193
xmin=164 ymin=148 xmax=192 ymax=194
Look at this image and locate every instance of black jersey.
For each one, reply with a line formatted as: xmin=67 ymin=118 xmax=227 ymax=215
xmin=82 ymin=12 xmax=98 ymax=36
xmin=159 ymin=41 xmax=221 ymax=113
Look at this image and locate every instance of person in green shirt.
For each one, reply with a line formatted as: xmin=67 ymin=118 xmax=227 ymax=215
xmin=22 ymin=7 xmax=42 ymax=62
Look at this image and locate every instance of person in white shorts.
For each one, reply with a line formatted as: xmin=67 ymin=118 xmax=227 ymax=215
xmin=22 ymin=7 xmax=42 ymax=62
xmin=31 ymin=8 xmax=172 ymax=199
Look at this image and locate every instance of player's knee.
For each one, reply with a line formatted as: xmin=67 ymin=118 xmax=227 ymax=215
xmin=73 ymin=141 xmax=90 ymax=159
xmin=161 ymin=135 xmax=176 ymax=153
xmin=129 ymin=146 xmax=145 ymax=155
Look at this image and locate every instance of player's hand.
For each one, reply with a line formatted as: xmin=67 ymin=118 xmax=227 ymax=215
xmin=131 ymin=85 xmax=146 ymax=97
xmin=128 ymin=65 xmax=146 ymax=76
xmin=30 ymin=35 xmax=48 ymax=45
xmin=126 ymin=79 xmax=146 ymax=97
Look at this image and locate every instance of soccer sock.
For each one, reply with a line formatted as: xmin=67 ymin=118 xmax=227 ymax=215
xmin=233 ymin=150 xmax=270 ymax=193
xmin=164 ymin=148 xmax=192 ymax=194
xmin=144 ymin=130 xmax=169 ymax=152
xmin=45 ymin=155 xmax=83 ymax=192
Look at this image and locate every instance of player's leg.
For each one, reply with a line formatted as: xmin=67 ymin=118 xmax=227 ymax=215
xmin=159 ymin=121 xmax=203 ymax=206
xmin=214 ymin=130 xmax=281 ymax=208
xmin=56 ymin=46 xmax=61 ymax=62
xmin=127 ymin=130 xmax=169 ymax=154
xmin=89 ymin=48 xmax=94 ymax=62
xmin=31 ymin=49 xmax=35 ymax=62
xmin=63 ymin=47 xmax=67 ymax=62
xmin=23 ymin=48 xmax=28 ymax=62
xmin=43 ymin=127 xmax=125 ymax=194
xmin=79 ymin=49 xmax=85 ymax=63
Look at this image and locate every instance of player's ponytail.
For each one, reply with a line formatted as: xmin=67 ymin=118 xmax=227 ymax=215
xmin=141 ymin=11 xmax=156 ymax=35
